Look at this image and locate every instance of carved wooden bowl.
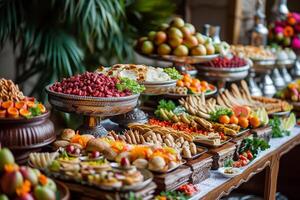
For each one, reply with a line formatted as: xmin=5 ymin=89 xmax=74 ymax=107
xmin=0 ymin=111 xmax=56 ymax=164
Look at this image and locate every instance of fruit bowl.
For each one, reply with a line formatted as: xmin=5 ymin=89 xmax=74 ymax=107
xmin=46 ymin=85 xmax=140 ymax=116
xmin=46 ymin=85 xmax=140 ymax=136
xmin=196 ymin=64 xmax=250 ymax=82
xmin=137 ymin=52 xmax=219 ymax=64
xmin=0 ymin=111 xmax=55 ymax=164
xmin=251 ymin=58 xmax=276 ymax=73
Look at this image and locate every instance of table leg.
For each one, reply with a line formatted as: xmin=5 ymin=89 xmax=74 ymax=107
xmin=264 ymin=155 xmax=280 ymax=200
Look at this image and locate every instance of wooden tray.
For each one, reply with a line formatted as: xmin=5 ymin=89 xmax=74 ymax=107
xmin=231 ymin=129 xmax=250 ymax=138
xmin=153 ymin=165 xmax=192 ymax=193
xmin=186 ymin=153 xmax=213 ymax=184
xmin=194 ymin=137 xmax=232 ymax=148
xmin=182 ymin=147 xmax=208 ymax=160
xmin=58 ymin=180 xmax=156 ymax=200
xmin=207 ymin=142 xmax=236 ymax=170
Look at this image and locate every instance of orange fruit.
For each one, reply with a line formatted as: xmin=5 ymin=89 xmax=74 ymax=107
xmin=15 ymin=101 xmax=27 ymax=110
xmin=200 ymin=81 xmax=208 ymax=88
xmin=27 ymin=101 xmax=36 ymax=108
xmin=238 ymin=117 xmax=249 ymax=128
xmin=191 ymin=79 xmax=201 ymax=87
xmin=189 ymin=86 xmax=198 ymax=93
xmin=0 ymin=109 xmax=6 ymax=118
xmin=250 ymin=116 xmax=261 ymax=128
xmin=230 ymin=115 xmax=239 ymax=124
xmin=177 ymin=80 xmax=184 ymax=87
xmin=37 ymin=103 xmax=46 ymax=113
xmin=183 ymin=74 xmax=192 ymax=83
xmin=1 ymin=101 xmax=14 ymax=109
xmin=219 ymin=115 xmax=230 ymax=124
xmin=19 ymin=108 xmax=32 ymax=117
xmin=7 ymin=107 xmax=19 ymax=118
xmin=184 ymin=82 xmax=191 ymax=88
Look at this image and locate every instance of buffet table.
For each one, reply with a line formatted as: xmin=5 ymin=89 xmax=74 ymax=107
xmin=191 ymin=126 xmax=300 ymax=200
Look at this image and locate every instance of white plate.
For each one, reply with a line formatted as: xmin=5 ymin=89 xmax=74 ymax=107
xmin=218 ymin=167 xmax=241 ymax=178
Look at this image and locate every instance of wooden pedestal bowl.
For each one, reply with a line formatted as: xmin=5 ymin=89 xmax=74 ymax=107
xmin=0 ymin=111 xmax=56 ymax=164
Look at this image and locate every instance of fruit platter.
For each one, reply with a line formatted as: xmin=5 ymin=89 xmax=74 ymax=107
xmin=97 ymin=64 xmax=181 ymax=95
xmin=195 ymin=55 xmax=250 ymax=82
xmin=0 ymin=78 xmax=55 ymax=163
xmin=165 ymin=73 xmax=217 ymax=99
xmin=47 ymin=129 xmax=185 ymax=174
xmin=46 ymin=71 xmax=142 ymax=135
xmin=29 ymin=150 xmax=153 ymax=192
xmin=135 ymin=17 xmax=230 ymax=64
xmin=0 ymin=148 xmax=70 ymax=200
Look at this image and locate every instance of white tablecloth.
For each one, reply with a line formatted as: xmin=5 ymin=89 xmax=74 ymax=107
xmin=190 ymin=126 xmax=300 ymax=200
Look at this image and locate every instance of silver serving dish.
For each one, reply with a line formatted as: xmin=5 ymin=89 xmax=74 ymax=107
xmin=138 ymin=52 xmax=219 ymax=64
xmin=45 ymin=85 xmax=140 ymax=117
xmin=269 ymin=110 xmax=291 ymax=117
xmin=195 ymin=64 xmax=250 ymax=82
xmin=142 ymin=80 xmax=177 ymax=95
xmin=252 ymin=58 xmax=276 ymax=73
xmin=164 ymin=85 xmax=217 ymax=99
xmin=276 ymin=59 xmax=296 ymax=68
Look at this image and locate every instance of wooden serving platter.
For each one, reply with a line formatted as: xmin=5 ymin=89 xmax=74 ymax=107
xmin=207 ymin=142 xmax=236 ymax=170
xmin=153 ymin=165 xmax=192 ymax=193
xmin=54 ymin=180 xmax=156 ymax=200
xmin=186 ymin=153 xmax=213 ymax=184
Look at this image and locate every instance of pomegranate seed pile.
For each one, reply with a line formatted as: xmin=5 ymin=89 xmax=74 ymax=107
xmin=204 ymin=56 xmax=247 ymax=68
xmin=50 ymin=72 xmax=131 ymax=97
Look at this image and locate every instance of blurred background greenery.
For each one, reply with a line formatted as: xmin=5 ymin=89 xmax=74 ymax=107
xmin=0 ymin=0 xmax=176 ymax=99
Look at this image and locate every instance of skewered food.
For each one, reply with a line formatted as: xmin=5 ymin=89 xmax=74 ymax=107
xmin=122 ymin=127 xmax=198 ymax=159
xmin=216 ymin=80 xmax=291 ymax=114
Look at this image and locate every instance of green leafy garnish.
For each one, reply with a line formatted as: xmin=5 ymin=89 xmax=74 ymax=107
xmin=163 ymin=67 xmax=182 ymax=80
xmin=155 ymin=191 xmax=188 ymax=200
xmin=224 ymin=159 xmax=234 ymax=167
xmin=116 ymin=78 xmax=145 ymax=94
xmin=154 ymin=100 xmax=176 ymax=119
xmin=29 ymin=106 xmax=42 ymax=117
xmin=239 ymin=137 xmax=270 ymax=158
xmin=269 ymin=116 xmax=290 ymax=138
xmin=209 ymin=108 xmax=233 ymax=122
xmin=156 ymin=99 xmax=176 ymax=111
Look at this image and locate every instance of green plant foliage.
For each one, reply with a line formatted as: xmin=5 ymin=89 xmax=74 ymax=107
xmin=0 ymin=0 xmax=175 ymax=99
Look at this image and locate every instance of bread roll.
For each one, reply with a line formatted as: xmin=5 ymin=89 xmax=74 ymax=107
xmin=61 ymin=129 xmax=75 ymax=141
